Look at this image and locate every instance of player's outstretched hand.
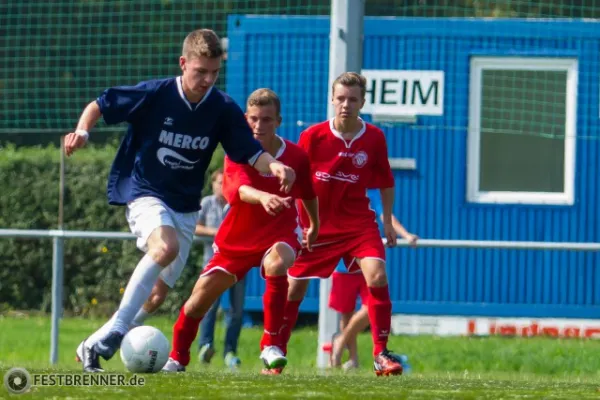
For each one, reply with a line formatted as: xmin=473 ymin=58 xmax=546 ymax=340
xmin=270 ymin=163 xmax=296 ymax=193
xmin=64 ymin=131 xmax=88 ymax=157
xmin=259 ymin=194 xmax=293 ymax=216
xmin=384 ymin=222 xmax=398 ymax=248
xmin=302 ymin=225 xmax=318 ymax=252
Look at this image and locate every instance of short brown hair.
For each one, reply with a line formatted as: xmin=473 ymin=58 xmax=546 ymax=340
xmin=332 ymin=72 xmax=367 ymax=98
xmin=246 ymin=88 xmax=281 ymax=116
xmin=211 ymin=168 xmax=223 ymax=182
xmin=182 ymin=29 xmax=223 ymax=59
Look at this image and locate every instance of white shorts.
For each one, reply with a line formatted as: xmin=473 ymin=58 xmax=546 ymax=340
xmin=125 ymin=196 xmax=199 ymax=287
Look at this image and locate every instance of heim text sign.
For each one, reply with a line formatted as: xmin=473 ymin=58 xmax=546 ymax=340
xmin=362 ymin=70 xmax=444 ymax=117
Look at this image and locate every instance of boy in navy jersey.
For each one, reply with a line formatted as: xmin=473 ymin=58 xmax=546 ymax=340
xmin=64 ymin=29 xmax=296 ymax=373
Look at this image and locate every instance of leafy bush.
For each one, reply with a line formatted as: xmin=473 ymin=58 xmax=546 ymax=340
xmin=0 ymin=143 xmax=224 ymax=317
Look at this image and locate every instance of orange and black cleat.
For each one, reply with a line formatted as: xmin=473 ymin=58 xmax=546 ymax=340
xmin=373 ymin=349 xmax=403 ymax=376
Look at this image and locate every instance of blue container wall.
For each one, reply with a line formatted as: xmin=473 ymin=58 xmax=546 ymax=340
xmin=225 ymin=16 xmax=600 ymax=318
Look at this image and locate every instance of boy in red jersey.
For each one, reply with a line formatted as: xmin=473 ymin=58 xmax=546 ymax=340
xmin=162 ymin=89 xmax=319 ymax=374
xmin=326 ymin=189 xmax=418 ymax=371
xmin=280 ymin=72 xmax=403 ymax=376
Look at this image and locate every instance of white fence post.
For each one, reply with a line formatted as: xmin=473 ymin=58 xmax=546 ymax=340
xmin=50 ymin=235 xmax=64 ymax=364
xmin=319 ymin=0 xmax=366 ymax=370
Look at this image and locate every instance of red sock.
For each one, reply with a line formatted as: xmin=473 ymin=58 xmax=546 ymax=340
xmin=169 ymin=306 xmax=203 ymax=366
xmin=367 ymin=285 xmax=392 ymax=356
xmin=279 ymin=299 xmax=301 ymax=355
xmin=260 ymin=275 xmax=289 ymax=350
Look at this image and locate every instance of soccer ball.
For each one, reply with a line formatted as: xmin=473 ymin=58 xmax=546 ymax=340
xmin=120 ymin=326 xmax=170 ymax=373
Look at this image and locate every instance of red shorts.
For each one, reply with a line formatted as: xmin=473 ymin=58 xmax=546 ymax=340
xmin=328 ymin=271 xmax=369 ymax=313
xmin=201 ymin=238 xmax=300 ymax=282
xmin=288 ymin=229 xmax=385 ymax=279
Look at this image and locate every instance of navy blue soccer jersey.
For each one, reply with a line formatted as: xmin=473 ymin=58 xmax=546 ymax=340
xmin=96 ymin=77 xmax=263 ymax=212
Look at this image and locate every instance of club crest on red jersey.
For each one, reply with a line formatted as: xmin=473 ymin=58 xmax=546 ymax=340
xmin=352 ymin=151 xmax=368 ymax=168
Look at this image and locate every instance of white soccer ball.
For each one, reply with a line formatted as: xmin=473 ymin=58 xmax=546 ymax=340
xmin=120 ymin=326 xmax=170 ymax=373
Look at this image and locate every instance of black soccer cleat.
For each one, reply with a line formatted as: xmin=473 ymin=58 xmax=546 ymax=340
xmin=93 ymin=331 xmax=124 ymax=361
xmin=81 ymin=340 xmax=104 ymax=373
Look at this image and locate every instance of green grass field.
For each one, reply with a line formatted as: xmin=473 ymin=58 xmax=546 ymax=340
xmin=1 ymin=314 xmax=600 ymax=399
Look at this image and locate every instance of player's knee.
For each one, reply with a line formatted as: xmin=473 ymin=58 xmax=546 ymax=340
xmin=360 ymin=258 xmax=388 ymax=287
xmin=183 ymin=292 xmax=206 ymax=318
xmin=147 ymin=227 xmax=180 ymax=266
xmin=365 ymin=268 xmax=388 ymax=287
xmin=263 ymin=258 xmax=287 ymax=276
xmin=264 ymin=243 xmax=294 ymax=276
xmin=148 ymin=240 xmax=179 ymax=266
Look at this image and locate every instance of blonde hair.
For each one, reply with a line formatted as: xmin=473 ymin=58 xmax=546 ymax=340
xmin=182 ymin=29 xmax=223 ymax=59
xmin=246 ymin=88 xmax=281 ymax=116
xmin=332 ymin=72 xmax=367 ymax=98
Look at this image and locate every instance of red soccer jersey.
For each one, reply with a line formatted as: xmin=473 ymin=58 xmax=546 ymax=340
xmin=297 ymin=118 xmax=394 ymax=242
xmin=215 ymin=137 xmax=316 ymax=256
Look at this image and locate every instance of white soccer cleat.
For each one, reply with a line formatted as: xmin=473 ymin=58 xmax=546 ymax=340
xmin=162 ymin=357 xmax=186 ymax=372
xmin=259 ymin=346 xmax=287 ymax=370
xmin=342 ymin=359 xmax=359 ymax=371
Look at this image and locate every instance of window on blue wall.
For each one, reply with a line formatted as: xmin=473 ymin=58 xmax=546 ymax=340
xmin=467 ymin=57 xmax=577 ymax=205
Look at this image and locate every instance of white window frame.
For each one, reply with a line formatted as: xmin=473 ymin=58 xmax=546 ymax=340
xmin=467 ymin=57 xmax=578 ymax=205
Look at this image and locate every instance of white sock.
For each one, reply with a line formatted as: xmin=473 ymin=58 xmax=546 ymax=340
xmin=112 ymin=254 xmax=163 ymax=334
xmin=131 ymin=308 xmax=151 ymax=328
xmin=85 ymin=312 xmax=117 ymax=348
